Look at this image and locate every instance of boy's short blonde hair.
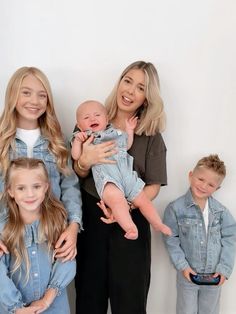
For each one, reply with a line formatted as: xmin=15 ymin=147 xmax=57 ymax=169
xmin=195 ymin=154 xmax=226 ymax=177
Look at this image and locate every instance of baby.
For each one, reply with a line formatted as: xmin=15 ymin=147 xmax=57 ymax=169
xmin=71 ymin=100 xmax=171 ymax=239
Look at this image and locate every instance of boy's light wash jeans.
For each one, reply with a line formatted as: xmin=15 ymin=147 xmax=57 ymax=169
xmin=176 ymin=271 xmax=221 ymax=314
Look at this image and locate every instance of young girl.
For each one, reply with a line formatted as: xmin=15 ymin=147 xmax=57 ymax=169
xmin=72 ymin=100 xmax=171 ymax=239
xmin=0 ymin=157 xmax=76 ymax=314
xmin=0 ymin=67 xmax=82 ymax=260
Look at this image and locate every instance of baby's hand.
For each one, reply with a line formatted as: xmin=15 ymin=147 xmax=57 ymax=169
xmin=125 ymin=116 xmax=138 ymax=132
xmin=54 ymin=222 xmax=78 ymax=261
xmin=74 ymin=131 xmax=88 ymax=143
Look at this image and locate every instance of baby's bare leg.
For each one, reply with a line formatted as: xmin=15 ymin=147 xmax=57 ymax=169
xmin=132 ymin=191 xmax=172 ymax=236
xmin=102 ymin=183 xmax=138 ymax=240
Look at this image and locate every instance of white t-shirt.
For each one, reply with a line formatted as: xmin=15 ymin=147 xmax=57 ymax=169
xmin=16 ymin=128 xmax=41 ymax=157
xmin=202 ymin=198 xmax=209 ymax=233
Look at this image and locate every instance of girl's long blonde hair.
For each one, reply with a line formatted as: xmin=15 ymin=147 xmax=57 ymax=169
xmin=105 ymin=61 xmax=166 ymax=136
xmin=0 ymin=67 xmax=69 ymax=176
xmin=1 ymin=157 xmax=67 ymax=282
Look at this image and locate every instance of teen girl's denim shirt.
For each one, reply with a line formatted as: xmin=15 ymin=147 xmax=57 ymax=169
xmin=163 ymin=189 xmax=236 ymax=278
xmin=0 ymin=135 xmax=82 ymax=226
xmin=0 ymin=219 xmax=76 ymax=314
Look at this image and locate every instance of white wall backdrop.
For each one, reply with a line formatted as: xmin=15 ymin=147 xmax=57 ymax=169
xmin=1 ymin=1 xmax=236 ymax=313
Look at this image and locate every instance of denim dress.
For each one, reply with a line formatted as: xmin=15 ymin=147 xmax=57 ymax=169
xmin=0 ymin=135 xmax=82 ymax=225
xmin=0 ymin=220 xmax=76 ymax=314
xmin=91 ymin=125 xmax=145 ymax=201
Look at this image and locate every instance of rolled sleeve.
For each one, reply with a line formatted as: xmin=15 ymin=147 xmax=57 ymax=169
xmin=48 ymin=259 xmax=76 ymax=295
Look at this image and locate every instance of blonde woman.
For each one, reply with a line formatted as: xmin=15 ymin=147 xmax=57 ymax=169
xmin=73 ymin=61 xmax=167 ymax=314
xmin=0 ymin=67 xmax=82 ymax=261
xmin=0 ymin=158 xmax=76 ymax=314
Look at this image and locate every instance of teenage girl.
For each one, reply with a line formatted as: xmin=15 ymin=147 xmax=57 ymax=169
xmin=0 ymin=67 xmax=82 ymax=260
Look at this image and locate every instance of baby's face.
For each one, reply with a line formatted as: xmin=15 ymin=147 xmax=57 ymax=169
xmin=77 ymin=101 xmax=108 ymax=132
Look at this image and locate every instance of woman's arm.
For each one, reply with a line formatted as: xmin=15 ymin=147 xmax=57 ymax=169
xmin=143 ymin=184 xmax=160 ymax=201
xmin=73 ymin=135 xmax=117 ymax=178
xmin=54 ymin=222 xmax=79 ymax=261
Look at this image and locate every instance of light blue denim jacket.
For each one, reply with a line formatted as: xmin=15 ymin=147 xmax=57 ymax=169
xmin=0 ymin=135 xmax=82 ymax=225
xmin=163 ymin=189 xmax=236 ymax=278
xmin=0 ymin=219 xmax=76 ymax=314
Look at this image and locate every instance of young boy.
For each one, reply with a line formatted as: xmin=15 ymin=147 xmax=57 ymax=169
xmin=163 ymin=154 xmax=236 ymax=314
xmin=71 ymin=100 xmax=171 ymax=240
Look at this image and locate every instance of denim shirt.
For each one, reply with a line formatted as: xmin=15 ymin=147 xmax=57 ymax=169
xmin=0 ymin=219 xmax=76 ymax=314
xmin=163 ymin=189 xmax=236 ymax=278
xmin=0 ymin=135 xmax=82 ymax=226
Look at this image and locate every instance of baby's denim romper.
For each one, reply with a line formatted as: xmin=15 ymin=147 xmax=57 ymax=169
xmin=91 ymin=125 xmax=145 ymax=201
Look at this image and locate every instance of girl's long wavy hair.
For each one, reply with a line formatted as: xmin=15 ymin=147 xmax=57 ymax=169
xmin=0 ymin=67 xmax=69 ymax=176
xmin=105 ymin=60 xmax=166 ymax=136
xmin=1 ymin=157 xmax=67 ymax=282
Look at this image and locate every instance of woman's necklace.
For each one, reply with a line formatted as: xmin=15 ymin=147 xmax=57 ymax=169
xmin=112 ymin=119 xmax=125 ymax=131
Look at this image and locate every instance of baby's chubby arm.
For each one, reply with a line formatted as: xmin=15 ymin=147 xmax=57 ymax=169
xmin=71 ymin=131 xmax=88 ymax=160
xmin=125 ymin=116 xmax=138 ymax=150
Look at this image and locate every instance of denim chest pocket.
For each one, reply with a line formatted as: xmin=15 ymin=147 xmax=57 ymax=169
xmin=210 ymin=218 xmax=221 ymax=242
xmin=178 ymin=218 xmax=198 ymax=237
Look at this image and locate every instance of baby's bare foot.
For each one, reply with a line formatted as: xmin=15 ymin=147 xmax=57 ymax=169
xmin=154 ymin=223 xmax=172 ymax=236
xmin=124 ymin=228 xmax=138 ymax=240
xmin=159 ymin=223 xmax=172 ymax=236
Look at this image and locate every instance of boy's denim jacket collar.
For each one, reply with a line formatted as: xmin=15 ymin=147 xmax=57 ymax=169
xmin=163 ymin=189 xmax=236 ymax=278
xmin=185 ymin=189 xmax=224 ymax=217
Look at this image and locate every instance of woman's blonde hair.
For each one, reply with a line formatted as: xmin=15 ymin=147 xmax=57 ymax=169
xmin=105 ymin=61 xmax=166 ymax=136
xmin=1 ymin=157 xmax=67 ymax=282
xmin=0 ymin=67 xmax=69 ymax=176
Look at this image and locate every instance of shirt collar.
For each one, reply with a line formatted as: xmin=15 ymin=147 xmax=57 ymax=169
xmin=24 ymin=220 xmax=41 ymax=248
